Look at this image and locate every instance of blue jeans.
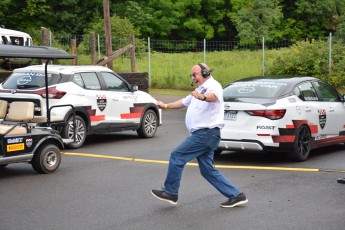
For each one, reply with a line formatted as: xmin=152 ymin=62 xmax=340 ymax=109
xmin=163 ymin=128 xmax=241 ymax=198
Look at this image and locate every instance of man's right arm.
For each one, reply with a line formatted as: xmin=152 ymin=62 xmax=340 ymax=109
xmin=157 ymin=98 xmax=185 ymax=110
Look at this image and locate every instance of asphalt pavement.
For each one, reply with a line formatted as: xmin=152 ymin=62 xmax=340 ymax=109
xmin=0 ymin=93 xmax=344 ymax=230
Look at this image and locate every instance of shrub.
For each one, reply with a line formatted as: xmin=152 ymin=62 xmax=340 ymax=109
xmin=267 ymin=39 xmax=345 ymax=88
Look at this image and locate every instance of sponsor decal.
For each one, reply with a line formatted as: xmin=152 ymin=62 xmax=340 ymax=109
xmin=7 ymin=137 xmax=23 ymax=144
xmin=257 ymin=125 xmax=275 ymax=130
xmin=97 ymin=95 xmax=107 ymax=111
xmin=17 ymin=76 xmax=32 ymax=85
xmin=318 ymin=109 xmax=326 ymax=129
xmin=123 ymin=95 xmax=138 ymax=100
xmin=26 ymin=138 xmax=33 ymax=147
xmin=238 ymin=87 xmax=255 ymax=94
xmin=315 ymin=135 xmax=327 ymax=140
xmin=7 ymin=143 xmax=25 ymax=152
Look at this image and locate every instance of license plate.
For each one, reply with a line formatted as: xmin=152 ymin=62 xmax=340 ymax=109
xmin=224 ymin=111 xmax=237 ymax=120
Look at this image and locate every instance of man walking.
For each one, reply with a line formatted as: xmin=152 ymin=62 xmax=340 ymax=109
xmin=151 ymin=63 xmax=248 ymax=208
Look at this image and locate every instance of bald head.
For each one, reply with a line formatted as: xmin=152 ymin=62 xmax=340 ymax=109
xmin=190 ymin=63 xmax=212 ymax=86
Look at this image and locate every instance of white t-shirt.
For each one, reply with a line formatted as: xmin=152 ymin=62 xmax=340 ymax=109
xmin=182 ymin=76 xmax=224 ymax=132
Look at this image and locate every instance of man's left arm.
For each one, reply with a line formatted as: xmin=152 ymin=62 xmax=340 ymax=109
xmin=203 ymin=92 xmax=218 ymax=102
xmin=191 ymin=90 xmax=218 ymax=102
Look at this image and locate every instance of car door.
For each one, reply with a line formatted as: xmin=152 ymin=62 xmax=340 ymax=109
xmin=71 ymin=72 xmax=113 ymax=125
xmin=294 ymin=81 xmax=343 ymax=137
xmin=312 ymin=80 xmax=345 ymax=136
xmin=100 ymin=71 xmax=141 ymax=127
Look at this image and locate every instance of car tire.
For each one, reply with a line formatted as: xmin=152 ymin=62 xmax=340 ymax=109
xmin=137 ymin=109 xmax=157 ymax=138
xmin=62 ymin=115 xmax=87 ymax=149
xmin=31 ymin=144 xmax=61 ymax=174
xmin=288 ymin=125 xmax=311 ymax=161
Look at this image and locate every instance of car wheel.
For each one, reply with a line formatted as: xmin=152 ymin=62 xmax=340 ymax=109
xmin=31 ymin=144 xmax=61 ymax=174
xmin=137 ymin=109 xmax=157 ymax=138
xmin=289 ymin=125 xmax=311 ymax=161
xmin=62 ymin=115 xmax=87 ymax=149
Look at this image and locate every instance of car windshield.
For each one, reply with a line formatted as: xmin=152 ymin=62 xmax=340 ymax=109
xmin=223 ymin=81 xmax=288 ymax=99
xmin=2 ymin=72 xmax=60 ymax=89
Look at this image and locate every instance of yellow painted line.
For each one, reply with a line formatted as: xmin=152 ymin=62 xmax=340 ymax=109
xmin=62 ymin=152 xmax=345 ymax=173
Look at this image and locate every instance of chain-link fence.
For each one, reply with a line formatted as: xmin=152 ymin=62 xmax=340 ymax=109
xmin=41 ymin=33 xmax=344 ymax=89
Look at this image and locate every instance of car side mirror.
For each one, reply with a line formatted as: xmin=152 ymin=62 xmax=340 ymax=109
xmin=130 ymin=84 xmax=138 ymax=92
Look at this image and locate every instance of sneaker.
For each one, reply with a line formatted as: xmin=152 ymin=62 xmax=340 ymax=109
xmin=151 ymin=189 xmax=178 ymax=205
xmin=337 ymin=178 xmax=345 ymax=184
xmin=220 ymin=193 xmax=248 ymax=208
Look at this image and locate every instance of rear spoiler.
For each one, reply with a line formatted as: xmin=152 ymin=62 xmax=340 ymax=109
xmin=0 ymin=45 xmax=76 ymax=60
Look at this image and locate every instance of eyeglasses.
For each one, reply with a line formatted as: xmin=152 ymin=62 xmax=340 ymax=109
xmin=189 ymin=72 xmax=201 ymax=78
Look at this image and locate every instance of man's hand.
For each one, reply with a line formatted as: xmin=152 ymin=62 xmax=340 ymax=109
xmin=191 ymin=90 xmax=204 ymax=100
xmin=156 ymin=99 xmax=185 ymax=110
xmin=156 ymin=100 xmax=166 ymax=109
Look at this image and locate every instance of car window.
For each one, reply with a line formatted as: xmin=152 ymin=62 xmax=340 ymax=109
xmin=223 ymin=81 xmax=286 ymax=98
xmin=1 ymin=36 xmax=9 ymax=44
xmin=2 ymin=72 xmax=59 ymax=89
xmin=313 ymin=81 xmax=340 ymax=102
xmin=75 ymin=72 xmax=101 ymax=90
xmin=294 ymin=82 xmax=318 ymax=101
xmin=101 ymin=72 xmax=129 ymax=91
xmin=72 ymin=73 xmax=85 ymax=88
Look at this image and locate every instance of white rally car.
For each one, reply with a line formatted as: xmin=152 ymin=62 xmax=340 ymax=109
xmin=0 ymin=65 xmax=161 ymax=149
xmin=217 ymin=76 xmax=345 ymax=161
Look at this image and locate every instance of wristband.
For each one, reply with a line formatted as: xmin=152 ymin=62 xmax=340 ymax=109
xmin=164 ymin=104 xmax=168 ymax=110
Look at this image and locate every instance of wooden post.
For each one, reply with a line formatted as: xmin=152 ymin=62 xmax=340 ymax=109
xmin=71 ymin=38 xmax=77 ymax=65
xmin=40 ymin=28 xmax=50 ymax=64
xmin=90 ymin=32 xmax=96 ymax=65
xmin=103 ymin=0 xmax=112 ymax=69
xmin=97 ymin=44 xmax=133 ymax=66
xmin=41 ymin=28 xmax=49 ymax=46
xmin=130 ymin=34 xmax=136 ymax=72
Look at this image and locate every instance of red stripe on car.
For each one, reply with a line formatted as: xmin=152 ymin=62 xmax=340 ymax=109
xmin=272 ymin=135 xmax=295 ymax=143
xmin=90 ymin=115 xmax=105 ymax=121
xmin=121 ymin=113 xmax=142 ymax=119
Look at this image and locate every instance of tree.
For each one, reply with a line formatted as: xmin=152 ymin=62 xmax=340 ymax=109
xmin=88 ymin=15 xmax=137 ymax=40
xmin=112 ymin=0 xmax=233 ymax=41
xmin=335 ymin=15 xmax=345 ymax=39
xmin=230 ymin=0 xmax=283 ymax=45
xmin=0 ymin=0 xmax=103 ymax=36
xmin=280 ymin=0 xmax=345 ymax=40
xmin=111 ymin=1 xmax=153 ymax=37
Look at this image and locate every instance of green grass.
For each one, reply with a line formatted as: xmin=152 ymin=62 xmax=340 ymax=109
xmin=149 ymin=88 xmax=190 ymax=96
xmin=62 ymin=49 xmax=268 ymax=90
xmin=44 ymin=48 xmax=332 ymax=93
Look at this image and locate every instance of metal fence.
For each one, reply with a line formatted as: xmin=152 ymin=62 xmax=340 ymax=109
xmin=43 ymin=33 xmax=344 ymax=88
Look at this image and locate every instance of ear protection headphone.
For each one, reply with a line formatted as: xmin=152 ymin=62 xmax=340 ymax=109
xmin=198 ymin=63 xmax=212 ymax=78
